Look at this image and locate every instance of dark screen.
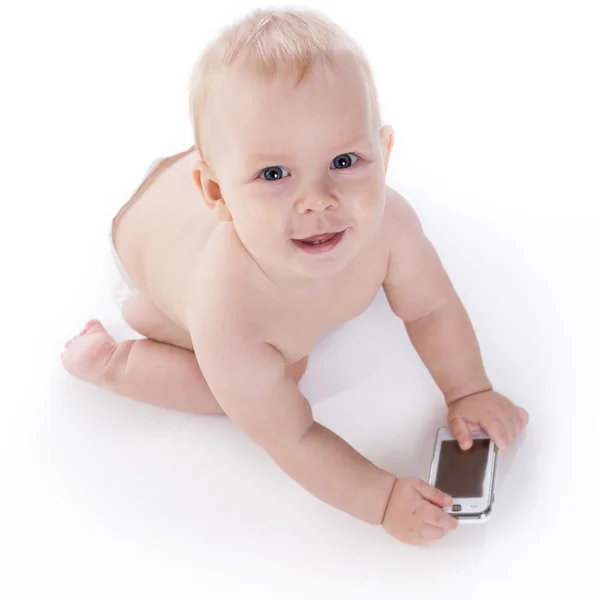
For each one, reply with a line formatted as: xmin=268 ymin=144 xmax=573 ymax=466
xmin=435 ymin=439 xmax=490 ymax=497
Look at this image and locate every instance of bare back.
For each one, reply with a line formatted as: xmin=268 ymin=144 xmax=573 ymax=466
xmin=112 ymin=147 xmax=395 ymax=364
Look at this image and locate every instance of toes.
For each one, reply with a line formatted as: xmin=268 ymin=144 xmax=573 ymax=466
xmin=65 ymin=334 xmax=80 ymax=348
xmin=84 ymin=319 xmax=103 ymax=333
xmin=65 ymin=320 xmax=104 ymax=349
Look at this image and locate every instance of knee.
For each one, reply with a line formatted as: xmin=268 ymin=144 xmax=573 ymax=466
xmin=121 ymin=294 xmax=146 ymax=333
xmin=121 ymin=293 xmax=193 ymax=350
xmin=286 ymin=355 xmax=309 ymax=384
xmin=121 ymin=293 xmax=161 ymax=337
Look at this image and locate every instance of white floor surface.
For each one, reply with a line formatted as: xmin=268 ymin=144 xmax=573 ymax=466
xmin=3 ymin=1 xmax=599 ymax=598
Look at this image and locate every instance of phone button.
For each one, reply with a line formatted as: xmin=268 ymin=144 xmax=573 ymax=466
xmin=452 ymin=504 xmax=462 ymax=512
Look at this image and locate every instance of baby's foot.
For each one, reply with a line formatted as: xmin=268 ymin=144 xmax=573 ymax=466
xmin=61 ymin=320 xmax=119 ymax=387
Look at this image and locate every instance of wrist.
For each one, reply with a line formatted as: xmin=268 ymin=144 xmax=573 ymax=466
xmin=380 ymin=476 xmax=399 ymax=525
xmin=445 ymin=381 xmax=493 ymax=406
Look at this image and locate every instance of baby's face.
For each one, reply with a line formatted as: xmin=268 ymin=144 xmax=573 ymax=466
xmin=207 ymin=57 xmax=393 ymax=282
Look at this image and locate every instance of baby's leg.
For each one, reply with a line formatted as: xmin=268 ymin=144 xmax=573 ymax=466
xmin=61 ymin=320 xmax=308 ymax=415
xmin=122 ymin=292 xmax=193 ymax=350
xmin=62 ymin=320 xmax=222 ymax=414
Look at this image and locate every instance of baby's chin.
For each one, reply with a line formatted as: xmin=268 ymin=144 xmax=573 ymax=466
xmin=284 ymin=238 xmax=358 ymax=279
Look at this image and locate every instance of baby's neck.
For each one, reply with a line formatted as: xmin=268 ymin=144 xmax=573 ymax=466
xmin=255 ymin=260 xmax=336 ymax=297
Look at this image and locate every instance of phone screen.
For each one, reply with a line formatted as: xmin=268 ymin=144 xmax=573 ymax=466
xmin=435 ymin=439 xmax=490 ymax=497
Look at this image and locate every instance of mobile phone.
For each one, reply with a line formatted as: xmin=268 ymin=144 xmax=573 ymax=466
xmin=428 ymin=426 xmax=498 ymax=522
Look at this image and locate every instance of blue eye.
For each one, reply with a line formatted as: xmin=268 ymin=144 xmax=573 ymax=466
xmin=331 ymin=153 xmax=359 ymax=169
xmin=259 ymin=166 xmax=290 ymax=181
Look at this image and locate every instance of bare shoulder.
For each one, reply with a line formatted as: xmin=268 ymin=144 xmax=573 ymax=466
xmin=380 ymin=187 xmax=427 ymax=277
xmin=382 ymin=187 xmax=424 ymax=238
xmin=381 ymin=187 xmax=454 ymax=320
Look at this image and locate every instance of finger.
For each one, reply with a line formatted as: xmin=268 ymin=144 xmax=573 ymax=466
xmin=480 ymin=415 xmax=510 ymax=451
xmin=511 ymin=409 xmax=524 ymax=442
xmin=500 ymin=408 xmax=517 ymax=447
xmin=495 ymin=403 xmax=518 ymax=447
xmin=449 ymin=416 xmax=472 ymax=450
xmin=417 ymin=523 xmax=448 ymax=542
xmin=420 ymin=502 xmax=459 ymax=531
xmin=506 ymin=404 xmax=529 ymax=443
xmin=416 ymin=479 xmax=452 ymax=508
xmin=518 ymin=407 xmax=529 ymax=428
xmin=509 ymin=407 xmax=528 ymax=446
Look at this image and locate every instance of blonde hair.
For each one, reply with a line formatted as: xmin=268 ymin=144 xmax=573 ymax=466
xmin=188 ymin=7 xmax=380 ymax=164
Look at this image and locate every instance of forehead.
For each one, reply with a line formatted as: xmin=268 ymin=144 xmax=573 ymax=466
xmin=211 ymin=57 xmax=376 ymax=163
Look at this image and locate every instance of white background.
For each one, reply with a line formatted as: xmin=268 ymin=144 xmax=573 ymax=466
xmin=2 ymin=0 xmax=599 ymax=598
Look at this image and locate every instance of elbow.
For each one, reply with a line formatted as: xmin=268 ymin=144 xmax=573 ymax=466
xmin=271 ymin=415 xmax=315 ymax=455
xmin=403 ymin=291 xmax=459 ymax=326
xmin=250 ymin=405 xmax=315 ymax=457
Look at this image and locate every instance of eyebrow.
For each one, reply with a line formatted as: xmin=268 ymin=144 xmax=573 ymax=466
xmin=246 ymin=135 xmax=369 ymax=166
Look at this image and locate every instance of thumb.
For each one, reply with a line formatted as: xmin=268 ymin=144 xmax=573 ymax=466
xmin=449 ymin=417 xmax=472 ymax=450
xmin=417 ymin=479 xmax=452 ymax=508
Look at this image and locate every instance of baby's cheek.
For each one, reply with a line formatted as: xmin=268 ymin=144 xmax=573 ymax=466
xmin=359 ymin=181 xmax=386 ymax=212
xmin=248 ymin=207 xmax=287 ymax=246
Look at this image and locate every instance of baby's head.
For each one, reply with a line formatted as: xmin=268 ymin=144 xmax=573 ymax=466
xmin=189 ymin=8 xmax=394 ymax=283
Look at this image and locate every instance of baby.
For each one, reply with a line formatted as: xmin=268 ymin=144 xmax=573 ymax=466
xmin=62 ymin=8 xmax=528 ymax=545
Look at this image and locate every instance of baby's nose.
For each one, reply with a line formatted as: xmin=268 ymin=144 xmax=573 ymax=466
xmin=298 ymin=189 xmax=338 ymax=212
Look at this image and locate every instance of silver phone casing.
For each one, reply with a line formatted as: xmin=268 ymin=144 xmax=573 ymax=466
xmin=428 ymin=427 xmax=498 ymax=523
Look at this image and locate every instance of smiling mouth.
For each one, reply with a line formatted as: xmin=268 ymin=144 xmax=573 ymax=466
xmin=294 ymin=231 xmax=339 ymax=245
xmin=291 ymin=229 xmax=347 ymax=253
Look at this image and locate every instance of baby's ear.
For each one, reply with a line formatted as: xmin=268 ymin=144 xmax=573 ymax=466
xmin=192 ymin=160 xmax=232 ymax=222
xmin=380 ymin=125 xmax=395 ymax=171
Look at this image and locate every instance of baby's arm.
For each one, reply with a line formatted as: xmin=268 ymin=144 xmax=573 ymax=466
xmin=382 ymin=190 xmax=492 ymax=402
xmin=382 ymin=190 xmax=527 ymax=451
xmin=189 ymin=305 xmax=395 ymax=524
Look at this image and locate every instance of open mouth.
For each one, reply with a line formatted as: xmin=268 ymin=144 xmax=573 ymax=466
xmin=291 ymin=229 xmax=347 ymax=254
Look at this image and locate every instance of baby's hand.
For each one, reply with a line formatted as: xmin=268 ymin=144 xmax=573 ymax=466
xmin=382 ymin=477 xmax=458 ymax=545
xmin=447 ymin=390 xmax=529 ymax=452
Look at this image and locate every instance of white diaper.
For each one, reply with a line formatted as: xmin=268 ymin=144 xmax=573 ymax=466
xmin=109 ymin=156 xmax=165 ymax=311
